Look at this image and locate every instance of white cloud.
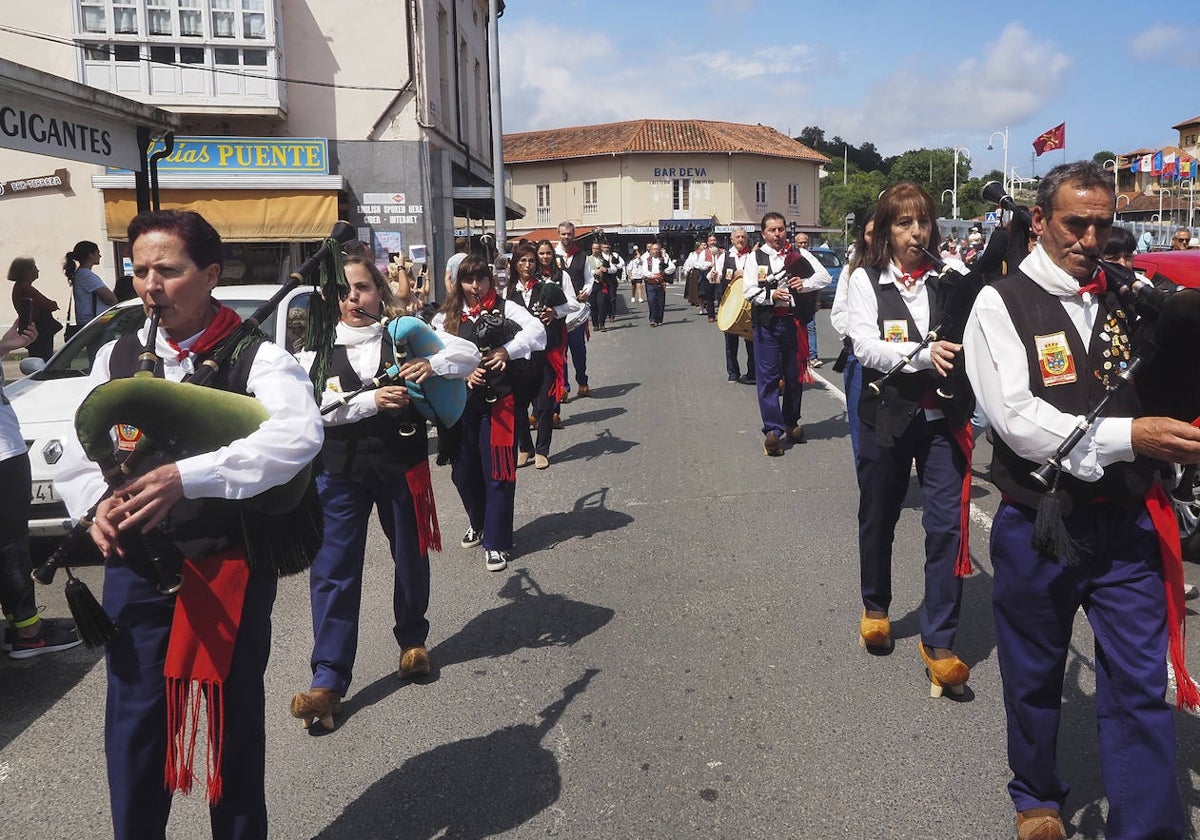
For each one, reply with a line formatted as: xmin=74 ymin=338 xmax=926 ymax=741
xmin=1130 ymin=24 xmax=1200 ymax=65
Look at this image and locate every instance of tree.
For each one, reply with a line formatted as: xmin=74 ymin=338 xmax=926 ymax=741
xmin=1093 ymin=150 xmax=1117 ymax=168
xmin=798 ymin=126 xmax=826 ymax=152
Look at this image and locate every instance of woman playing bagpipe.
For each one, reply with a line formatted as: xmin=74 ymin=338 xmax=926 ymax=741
xmin=845 ymin=182 xmax=975 ymax=698
xmin=289 ymin=253 xmax=479 ymax=732
xmin=432 ymin=255 xmax=546 ymax=572
xmin=53 ymin=210 xmax=324 ymax=839
xmin=505 ymin=241 xmax=577 ymax=470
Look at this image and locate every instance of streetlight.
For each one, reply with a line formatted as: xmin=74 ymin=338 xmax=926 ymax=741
xmin=1181 ymin=178 xmax=1195 ymax=228
xmin=988 ymin=127 xmax=1009 ymax=195
xmin=951 ymin=146 xmax=970 ymax=221
xmin=1115 ymin=193 xmax=1129 ymax=220
xmin=1159 ymin=188 xmax=1173 ymax=227
xmin=844 ymin=211 xmax=855 ymax=247
xmin=1103 ymin=157 xmax=1119 ymax=219
xmin=941 ymin=188 xmax=955 ymax=217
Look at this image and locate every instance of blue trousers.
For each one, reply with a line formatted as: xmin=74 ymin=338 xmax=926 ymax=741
xmin=843 ymin=352 xmax=862 ymax=463
xmin=991 ymin=501 xmax=1185 ymax=837
xmin=565 ymin=323 xmax=588 ymax=387
xmin=753 ymin=315 xmax=801 ymax=436
xmin=103 ymin=558 xmax=277 ymax=840
xmin=723 ymin=332 xmax=754 ymax=380
xmin=856 ymin=413 xmax=965 ymax=648
xmin=646 ymin=283 xmax=666 ymax=324
xmin=806 ymin=318 xmax=819 ymax=359
xmin=451 ymin=404 xmax=517 ymax=552
xmin=308 ymin=468 xmax=430 ymax=696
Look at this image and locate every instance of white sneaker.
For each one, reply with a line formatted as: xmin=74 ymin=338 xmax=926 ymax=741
xmin=485 ymin=550 xmax=508 ymax=572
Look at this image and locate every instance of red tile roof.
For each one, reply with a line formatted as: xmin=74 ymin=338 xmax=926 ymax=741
xmin=503 ymin=119 xmax=829 ymax=165
xmin=1172 ymin=114 xmax=1200 ymax=130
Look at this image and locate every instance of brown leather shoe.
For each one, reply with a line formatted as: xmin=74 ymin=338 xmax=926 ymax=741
xmin=763 ymin=432 xmax=783 ymax=456
xmin=290 ymin=687 xmax=342 ymax=731
xmin=859 ymin=610 xmax=892 ymax=650
xmin=919 ymin=643 xmax=970 ymax=698
xmin=1016 ymin=808 xmax=1065 ymax=840
xmin=787 ymin=425 xmax=806 ymax=444
xmin=535 ymin=454 xmax=549 ymax=470
xmin=516 ymin=451 xmax=532 ymax=468
xmin=399 ymin=645 xmax=430 ymax=679
xmin=578 ymin=385 xmax=590 ymax=397
xmin=552 ymin=413 xmax=564 ymax=429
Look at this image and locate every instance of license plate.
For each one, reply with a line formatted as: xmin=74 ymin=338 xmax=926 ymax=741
xmin=32 ymin=480 xmax=58 ymax=504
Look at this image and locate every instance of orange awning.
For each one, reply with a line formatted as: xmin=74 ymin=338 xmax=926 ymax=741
xmin=506 ymin=225 xmax=596 ymax=244
xmin=103 ymin=188 xmax=338 ymax=242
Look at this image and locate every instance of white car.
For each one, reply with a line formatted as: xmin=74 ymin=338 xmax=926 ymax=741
xmin=7 ymin=284 xmax=318 ymax=540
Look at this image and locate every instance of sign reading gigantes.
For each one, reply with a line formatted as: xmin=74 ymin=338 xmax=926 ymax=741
xmin=0 ymin=92 xmax=140 ymax=170
xmin=111 ymin=136 xmax=329 ymax=175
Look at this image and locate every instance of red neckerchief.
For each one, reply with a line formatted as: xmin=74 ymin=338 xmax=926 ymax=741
xmin=1078 ymin=268 xmax=1107 ymax=296
xmin=165 ymin=304 xmax=242 ymax=362
xmin=736 ymin=246 xmax=750 ymax=256
xmin=562 ymin=245 xmax=578 ymax=259
xmin=897 ymin=263 xmax=931 ymax=290
xmin=467 ymin=288 xmax=498 ymax=318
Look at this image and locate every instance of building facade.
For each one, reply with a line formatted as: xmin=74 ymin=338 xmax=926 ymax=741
xmin=0 ymin=0 xmax=517 ymax=321
xmin=503 ymin=119 xmax=829 ymax=257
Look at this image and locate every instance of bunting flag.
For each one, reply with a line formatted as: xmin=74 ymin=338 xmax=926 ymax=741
xmin=1183 ymin=159 xmax=1194 ymax=177
xmin=1131 ymin=156 xmax=1141 ymax=173
xmin=1164 ymin=152 xmax=1178 ymax=176
xmin=1141 ymin=152 xmax=1154 ymax=172
xmin=1032 ymin=122 xmax=1066 ymax=156
xmin=1153 ymin=151 xmax=1164 ymax=175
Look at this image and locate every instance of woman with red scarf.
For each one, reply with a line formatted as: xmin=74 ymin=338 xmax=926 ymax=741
xmin=54 ymin=210 xmax=323 ymax=839
xmin=846 ymin=182 xmax=973 ymax=699
xmin=506 ymin=241 xmax=577 ymax=470
xmin=433 ymin=255 xmax=545 ymax=572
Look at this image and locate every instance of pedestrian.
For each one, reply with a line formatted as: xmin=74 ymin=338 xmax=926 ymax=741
xmin=637 ymin=242 xmax=675 ymax=327
xmin=830 ymin=212 xmax=874 ymax=462
xmin=847 ymin=182 xmax=973 ymax=698
xmin=507 ymin=242 xmax=577 ymax=469
xmin=793 ymin=231 xmax=822 ymax=368
xmin=556 ymin=222 xmax=592 ymax=399
xmin=711 ymin=226 xmax=755 ymax=382
xmin=54 ymin=209 xmax=324 ymax=839
xmin=63 ymin=240 xmax=117 ymax=331
xmin=8 ymin=257 xmax=61 ymax=360
xmin=433 ymin=255 xmax=545 ymax=573
xmin=290 ymin=254 xmax=478 ymax=732
xmin=963 ymin=161 xmax=1200 ymax=840
xmin=743 ymin=212 xmax=830 ymax=455
xmin=0 ymin=316 xmax=81 ymax=658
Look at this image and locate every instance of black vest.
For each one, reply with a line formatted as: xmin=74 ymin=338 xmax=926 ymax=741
xmin=321 ymin=339 xmax=427 ymax=481
xmin=988 ymin=270 xmax=1153 ymax=511
xmin=108 ymin=333 xmax=264 ymax=559
xmin=750 ymin=250 xmax=791 ymax=328
xmin=857 ymin=268 xmax=973 ymax=440
xmin=508 ymin=276 xmax=564 ymax=350
xmin=559 ymin=249 xmax=586 ymax=295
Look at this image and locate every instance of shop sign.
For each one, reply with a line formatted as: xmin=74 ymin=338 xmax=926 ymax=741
xmin=110 ymin=136 xmax=329 ymax=175
xmin=0 ymin=166 xmax=70 ymax=197
xmin=0 ymin=91 xmax=140 ymax=170
xmin=356 ymin=191 xmax=423 ymax=225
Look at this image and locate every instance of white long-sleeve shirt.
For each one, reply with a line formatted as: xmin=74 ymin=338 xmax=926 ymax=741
xmin=963 ymin=243 xmax=1133 ymax=482
xmin=506 ymin=276 xmax=582 ymax=321
xmin=298 ymin=320 xmax=480 ymax=427
xmin=431 ymin=297 xmax=547 ymax=360
xmin=56 ymin=319 xmax=324 ymax=517
xmin=742 ymin=244 xmax=831 ymax=305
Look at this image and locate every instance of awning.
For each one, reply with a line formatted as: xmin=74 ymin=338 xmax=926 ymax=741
xmin=103 ymin=188 xmax=338 ymax=242
xmin=506 ymin=225 xmax=596 ymax=244
xmin=452 ymin=185 xmax=525 ymax=220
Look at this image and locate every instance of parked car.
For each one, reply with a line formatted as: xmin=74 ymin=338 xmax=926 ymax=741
xmin=7 ymin=284 xmax=317 ymax=539
xmin=811 ymin=247 xmax=845 ymax=308
xmin=1132 ymin=250 xmax=1200 ymax=288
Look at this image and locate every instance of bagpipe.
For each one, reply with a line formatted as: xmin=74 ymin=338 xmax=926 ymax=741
xmin=753 ymin=245 xmax=818 ymax=321
xmin=322 ymin=309 xmax=468 ymax=434
xmin=469 ymin=302 xmax=524 ymax=403
xmin=34 ymin=221 xmax=357 ymax=645
xmin=528 ymin=276 xmax=570 ymax=319
xmin=1031 ymin=256 xmax=1200 ymax=488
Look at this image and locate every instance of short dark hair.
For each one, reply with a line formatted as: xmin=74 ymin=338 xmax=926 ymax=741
xmin=1104 ymin=226 xmax=1137 ymax=258
xmin=1036 ymin=162 xmax=1114 ymax=219
xmin=127 ymin=209 xmax=224 ymax=271
xmin=760 ymin=211 xmax=786 ymax=232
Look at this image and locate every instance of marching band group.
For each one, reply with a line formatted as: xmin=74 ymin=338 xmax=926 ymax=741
xmin=16 ymin=157 xmax=1200 ymax=839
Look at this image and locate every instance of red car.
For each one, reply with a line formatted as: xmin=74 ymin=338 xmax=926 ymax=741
xmin=1132 ymin=250 xmax=1200 ymax=288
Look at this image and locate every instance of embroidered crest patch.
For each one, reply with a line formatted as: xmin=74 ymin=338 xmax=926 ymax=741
xmin=882 ymin=320 xmax=909 ymax=343
xmin=1036 ymin=331 xmax=1077 ymax=386
xmin=326 ymin=376 xmax=343 ymax=394
xmin=115 ymin=424 xmax=142 ymax=453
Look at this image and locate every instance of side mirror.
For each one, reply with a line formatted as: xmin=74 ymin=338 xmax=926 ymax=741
xmin=18 ymin=357 xmax=45 ymax=376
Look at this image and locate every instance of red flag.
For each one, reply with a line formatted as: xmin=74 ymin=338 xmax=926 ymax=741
xmin=1032 ymin=123 xmax=1065 ymax=156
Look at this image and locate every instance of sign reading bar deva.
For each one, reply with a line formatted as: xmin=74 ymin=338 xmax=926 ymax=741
xmin=0 ymin=91 xmax=140 ymax=170
xmin=119 ymin=136 xmax=329 ymax=175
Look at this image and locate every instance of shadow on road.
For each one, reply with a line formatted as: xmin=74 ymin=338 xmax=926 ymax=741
xmin=0 ymin=643 xmax=103 ymax=749
xmin=342 ymin=569 xmax=614 ymax=720
xmin=560 ymin=406 xmax=625 ymax=425
xmin=312 ymin=669 xmax=599 ymax=840
xmin=512 ymin=488 xmax=634 ymax=554
xmin=581 ymin=382 xmax=639 ymax=400
xmin=551 ymin=429 xmax=638 ymax=464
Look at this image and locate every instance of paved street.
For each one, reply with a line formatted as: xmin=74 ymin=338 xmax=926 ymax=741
xmin=3 ymin=288 xmax=1200 ymax=839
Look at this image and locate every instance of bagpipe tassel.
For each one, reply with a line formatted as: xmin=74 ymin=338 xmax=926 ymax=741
xmin=64 ymin=569 xmax=116 ymax=647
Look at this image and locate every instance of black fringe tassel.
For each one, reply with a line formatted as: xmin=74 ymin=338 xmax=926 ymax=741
xmin=64 ymin=570 xmax=116 ymax=647
xmin=242 ymin=478 xmax=324 ymax=577
xmin=1032 ymin=485 xmax=1080 ymax=566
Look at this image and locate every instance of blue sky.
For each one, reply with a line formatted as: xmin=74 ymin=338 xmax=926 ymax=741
xmin=497 ymin=0 xmax=1200 ymax=181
